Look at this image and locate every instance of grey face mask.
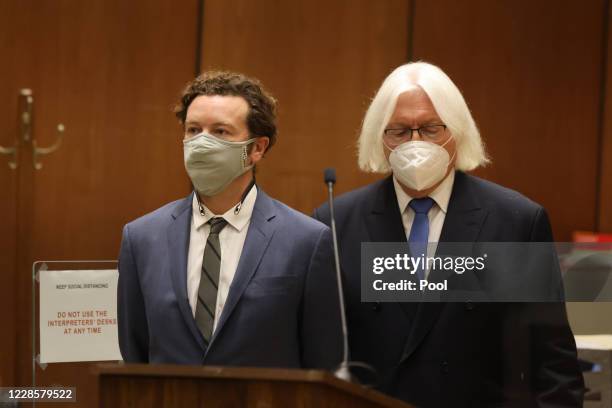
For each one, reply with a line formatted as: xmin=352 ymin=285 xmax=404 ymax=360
xmin=183 ymin=133 xmax=255 ymax=196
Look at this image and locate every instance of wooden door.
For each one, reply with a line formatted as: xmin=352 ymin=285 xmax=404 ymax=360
xmin=1 ymin=1 xmax=199 ymax=406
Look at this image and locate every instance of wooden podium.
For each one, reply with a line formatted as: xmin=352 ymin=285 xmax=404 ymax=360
xmin=95 ymin=364 xmax=413 ymax=407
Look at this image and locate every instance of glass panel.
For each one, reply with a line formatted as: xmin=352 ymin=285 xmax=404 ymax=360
xmin=32 ymin=260 xmax=119 ymax=406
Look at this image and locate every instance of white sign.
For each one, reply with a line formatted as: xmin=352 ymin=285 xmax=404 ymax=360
xmin=39 ymin=269 xmax=122 ymax=363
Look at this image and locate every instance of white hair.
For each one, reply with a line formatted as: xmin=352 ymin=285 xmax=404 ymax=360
xmin=358 ymin=61 xmax=489 ymax=172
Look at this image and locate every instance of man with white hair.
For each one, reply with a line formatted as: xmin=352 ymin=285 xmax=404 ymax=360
xmin=314 ymin=62 xmax=584 ymax=407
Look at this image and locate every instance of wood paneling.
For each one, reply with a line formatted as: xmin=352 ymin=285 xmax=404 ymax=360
xmin=96 ymin=364 xmax=414 ymax=408
xmin=411 ymin=0 xmax=606 ymax=241
xmin=0 ymin=0 xmax=19 ymax=387
xmin=0 ymin=0 xmax=609 ymax=398
xmin=200 ymin=0 xmax=410 ymax=214
xmin=6 ymin=0 xmax=198 ymax=405
xmin=600 ymin=1 xmax=612 ymax=233
xmin=567 ymin=0 xmax=612 ymax=337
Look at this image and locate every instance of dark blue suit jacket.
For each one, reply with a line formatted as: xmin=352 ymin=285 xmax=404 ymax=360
xmin=314 ymin=172 xmax=584 ymax=407
xmin=118 ymin=189 xmax=342 ymax=369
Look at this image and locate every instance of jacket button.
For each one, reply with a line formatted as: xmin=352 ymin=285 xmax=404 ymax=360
xmin=465 ymin=301 xmax=474 ymax=310
xmin=441 ymin=361 xmax=449 ymax=374
xmin=372 ymin=302 xmax=381 ymax=312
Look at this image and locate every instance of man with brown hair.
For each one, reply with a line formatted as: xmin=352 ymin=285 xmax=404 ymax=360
xmin=117 ymin=71 xmax=342 ymax=369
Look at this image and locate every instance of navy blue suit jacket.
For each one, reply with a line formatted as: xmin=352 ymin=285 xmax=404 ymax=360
xmin=314 ymin=172 xmax=584 ymax=407
xmin=118 ymin=189 xmax=342 ymax=369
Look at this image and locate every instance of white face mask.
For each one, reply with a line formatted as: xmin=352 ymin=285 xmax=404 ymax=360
xmin=386 ymin=135 xmax=455 ymax=191
xmin=183 ymin=133 xmax=255 ymax=196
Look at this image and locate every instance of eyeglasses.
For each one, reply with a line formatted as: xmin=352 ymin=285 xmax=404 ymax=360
xmin=383 ymin=124 xmax=447 ymax=145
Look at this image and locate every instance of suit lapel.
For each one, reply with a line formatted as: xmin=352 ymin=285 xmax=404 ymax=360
xmin=365 ymin=176 xmax=407 ymax=243
xmin=167 ymin=193 xmax=207 ymax=351
xmin=400 ymin=171 xmax=488 ymax=362
xmin=437 ymin=172 xmax=487 ymax=243
xmin=205 ymin=190 xmax=278 ymax=355
xmin=365 ymin=176 xmax=416 ymax=318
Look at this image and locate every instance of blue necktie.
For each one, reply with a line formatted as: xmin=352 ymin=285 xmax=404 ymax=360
xmin=408 ymin=197 xmax=434 ymax=280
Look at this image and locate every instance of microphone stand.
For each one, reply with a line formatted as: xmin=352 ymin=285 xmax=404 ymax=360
xmin=325 ymin=168 xmax=352 ymax=382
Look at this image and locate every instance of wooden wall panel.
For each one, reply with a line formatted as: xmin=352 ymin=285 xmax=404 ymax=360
xmin=0 ymin=0 xmax=608 ymax=393
xmin=412 ymin=0 xmax=606 ymax=241
xmin=600 ymin=1 xmax=612 ymax=233
xmin=7 ymin=0 xmax=197 ymax=405
xmin=0 ymin=0 xmax=19 ymax=387
xmin=200 ymin=0 xmax=409 ymax=213
xmin=567 ymin=0 xmax=611 ymax=336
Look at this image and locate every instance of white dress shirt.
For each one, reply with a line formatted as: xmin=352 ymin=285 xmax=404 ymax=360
xmin=393 ymin=171 xmax=455 ymax=278
xmin=186 ymin=186 xmax=257 ymax=332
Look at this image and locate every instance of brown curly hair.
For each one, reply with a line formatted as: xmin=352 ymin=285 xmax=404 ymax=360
xmin=175 ymin=71 xmax=277 ymax=150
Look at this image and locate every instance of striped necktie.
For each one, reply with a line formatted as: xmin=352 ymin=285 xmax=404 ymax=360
xmin=195 ymin=217 xmax=228 ymax=344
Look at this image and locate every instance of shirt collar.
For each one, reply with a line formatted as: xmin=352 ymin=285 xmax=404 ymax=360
xmin=191 ymin=185 xmax=258 ymax=232
xmin=393 ymin=170 xmax=455 ymax=214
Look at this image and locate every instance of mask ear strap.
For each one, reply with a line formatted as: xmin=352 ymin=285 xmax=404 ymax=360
xmin=440 ymin=132 xmax=454 ymax=148
xmin=242 ymin=137 xmax=259 ymax=166
xmin=441 ymin=133 xmax=456 ymax=168
xmin=382 ymin=140 xmax=394 ymax=152
xmin=241 ymin=144 xmax=250 ymax=167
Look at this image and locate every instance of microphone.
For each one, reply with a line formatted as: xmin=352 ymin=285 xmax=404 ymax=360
xmin=324 ymin=168 xmax=352 ymax=382
xmin=324 ymin=168 xmax=336 ymax=185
